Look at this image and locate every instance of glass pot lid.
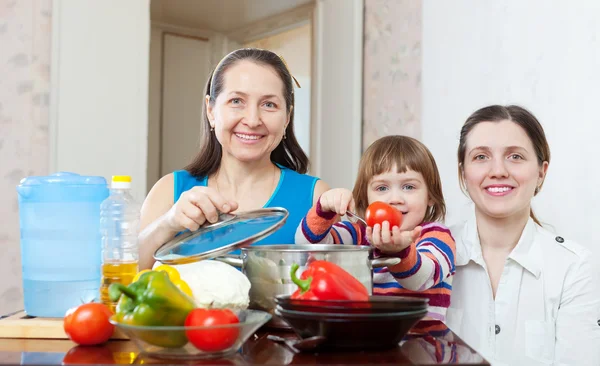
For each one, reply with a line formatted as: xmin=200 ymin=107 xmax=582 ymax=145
xmin=153 ymin=207 xmax=289 ymax=265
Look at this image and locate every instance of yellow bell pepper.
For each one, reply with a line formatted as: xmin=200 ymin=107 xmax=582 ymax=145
xmin=174 ymin=280 xmax=193 ymax=299
xmin=132 ymin=269 xmax=150 ymax=283
xmin=150 ymin=264 xmax=193 ymax=298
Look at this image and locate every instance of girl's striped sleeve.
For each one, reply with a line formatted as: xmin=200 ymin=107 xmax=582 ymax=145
xmin=295 ymin=198 xmax=366 ymax=245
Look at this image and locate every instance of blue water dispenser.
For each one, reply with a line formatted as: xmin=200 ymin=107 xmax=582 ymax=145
xmin=17 ymin=172 xmax=109 ymax=317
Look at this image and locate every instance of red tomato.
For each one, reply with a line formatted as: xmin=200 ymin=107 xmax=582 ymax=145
xmin=185 ymin=309 xmax=240 ymax=352
xmin=63 ymin=303 xmax=114 ymax=346
xmin=365 ymin=201 xmax=403 ymax=228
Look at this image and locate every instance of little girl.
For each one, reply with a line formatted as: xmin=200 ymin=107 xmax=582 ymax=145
xmin=295 ymin=135 xmax=456 ymax=325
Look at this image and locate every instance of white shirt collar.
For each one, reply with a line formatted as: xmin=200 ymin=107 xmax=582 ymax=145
xmin=456 ymin=215 xmax=542 ymax=278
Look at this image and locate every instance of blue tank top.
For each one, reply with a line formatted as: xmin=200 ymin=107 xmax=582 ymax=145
xmin=173 ymin=166 xmax=319 ymax=247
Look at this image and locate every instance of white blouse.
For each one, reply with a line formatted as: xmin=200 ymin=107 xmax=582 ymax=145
xmin=446 ymin=216 xmax=600 ymax=366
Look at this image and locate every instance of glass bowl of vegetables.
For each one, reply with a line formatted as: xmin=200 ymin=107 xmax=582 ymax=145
xmin=110 ymin=309 xmax=271 ymax=360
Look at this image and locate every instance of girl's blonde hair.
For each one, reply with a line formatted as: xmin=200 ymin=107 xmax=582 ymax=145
xmin=352 ymin=135 xmax=446 ymax=223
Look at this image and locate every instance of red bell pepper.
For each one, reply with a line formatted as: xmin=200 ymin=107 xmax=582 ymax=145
xmin=290 ymin=261 xmax=369 ymax=301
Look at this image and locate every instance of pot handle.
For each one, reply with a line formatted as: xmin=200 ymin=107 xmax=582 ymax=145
xmin=370 ymin=257 xmax=400 ymax=268
xmin=215 ymin=255 xmax=243 ymax=268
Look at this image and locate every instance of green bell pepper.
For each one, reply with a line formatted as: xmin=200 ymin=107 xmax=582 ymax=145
xmin=109 ymin=270 xmax=196 ymax=348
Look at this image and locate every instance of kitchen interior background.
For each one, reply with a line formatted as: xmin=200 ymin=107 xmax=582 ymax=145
xmin=2 ymin=0 xmax=599 ymax=315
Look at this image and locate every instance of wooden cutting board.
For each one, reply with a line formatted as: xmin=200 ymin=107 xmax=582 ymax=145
xmin=0 ymin=311 xmax=128 ymax=340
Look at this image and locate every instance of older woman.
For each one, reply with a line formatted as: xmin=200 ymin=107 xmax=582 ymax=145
xmin=446 ymin=105 xmax=600 ymax=366
xmin=138 ymin=48 xmax=328 ymax=269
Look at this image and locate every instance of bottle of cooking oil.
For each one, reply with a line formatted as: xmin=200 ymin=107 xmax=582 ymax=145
xmin=100 ymin=176 xmax=141 ymax=312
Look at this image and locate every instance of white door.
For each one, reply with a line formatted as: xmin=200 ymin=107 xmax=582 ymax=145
xmin=160 ymin=33 xmax=210 ymax=177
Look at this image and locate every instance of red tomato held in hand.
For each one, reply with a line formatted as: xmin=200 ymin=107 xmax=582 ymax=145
xmin=185 ymin=309 xmax=240 ymax=352
xmin=365 ymin=201 xmax=403 ymax=228
xmin=63 ymin=303 xmax=114 ymax=346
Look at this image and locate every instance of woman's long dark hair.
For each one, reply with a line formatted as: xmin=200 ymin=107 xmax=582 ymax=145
xmin=185 ymin=48 xmax=309 ymax=177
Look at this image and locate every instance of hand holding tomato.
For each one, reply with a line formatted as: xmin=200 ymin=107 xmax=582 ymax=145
xmin=63 ymin=303 xmax=114 ymax=346
xmin=365 ymin=201 xmax=403 ymax=228
xmin=368 ymin=222 xmax=422 ymax=254
xmin=185 ymin=309 xmax=240 ymax=352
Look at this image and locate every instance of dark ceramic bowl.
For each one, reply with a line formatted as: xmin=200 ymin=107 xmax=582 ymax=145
xmin=274 ymin=306 xmax=427 ymax=351
xmin=274 ymin=295 xmax=428 ymax=314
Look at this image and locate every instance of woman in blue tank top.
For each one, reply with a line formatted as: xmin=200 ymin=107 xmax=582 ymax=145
xmin=137 ymin=48 xmax=329 ymax=269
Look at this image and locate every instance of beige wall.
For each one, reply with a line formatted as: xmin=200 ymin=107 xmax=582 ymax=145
xmin=362 ymin=0 xmax=422 ymax=150
xmin=245 ymin=24 xmax=311 ymax=79
xmin=51 ymin=0 xmax=150 ymax=203
xmin=160 ymin=34 xmax=210 ymax=177
xmin=0 ymin=0 xmax=52 ymax=315
xmin=309 ymin=0 xmax=363 ymax=190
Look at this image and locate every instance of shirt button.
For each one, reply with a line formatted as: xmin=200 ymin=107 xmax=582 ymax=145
xmin=555 ymin=236 xmax=564 ymax=243
xmin=597 ymin=319 xmax=600 ymax=327
xmin=495 ymin=324 xmax=501 ymax=334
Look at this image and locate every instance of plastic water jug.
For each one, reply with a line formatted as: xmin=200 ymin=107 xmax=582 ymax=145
xmin=17 ymin=172 xmax=109 ymax=317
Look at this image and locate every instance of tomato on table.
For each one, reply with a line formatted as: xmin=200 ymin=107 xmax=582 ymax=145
xmin=62 ymin=345 xmax=115 ymax=364
xmin=184 ymin=309 xmax=240 ymax=352
xmin=365 ymin=201 xmax=403 ymax=228
xmin=63 ymin=303 xmax=114 ymax=346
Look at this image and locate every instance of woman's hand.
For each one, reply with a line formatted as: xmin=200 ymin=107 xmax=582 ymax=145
xmin=367 ymin=222 xmax=422 ymax=254
xmin=318 ymin=188 xmax=355 ymax=216
xmin=164 ymin=186 xmax=238 ymax=232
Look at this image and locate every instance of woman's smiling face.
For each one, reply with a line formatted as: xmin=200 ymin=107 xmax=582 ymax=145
xmin=462 ymin=120 xmax=548 ymax=220
xmin=206 ymin=60 xmax=289 ymax=163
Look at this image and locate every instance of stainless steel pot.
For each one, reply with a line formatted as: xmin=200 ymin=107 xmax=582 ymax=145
xmin=217 ymin=244 xmax=399 ymax=328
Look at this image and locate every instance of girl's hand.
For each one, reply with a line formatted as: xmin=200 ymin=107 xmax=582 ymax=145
xmin=367 ymin=222 xmax=422 ymax=254
xmin=318 ymin=188 xmax=355 ymax=216
xmin=163 ymin=186 xmax=238 ymax=232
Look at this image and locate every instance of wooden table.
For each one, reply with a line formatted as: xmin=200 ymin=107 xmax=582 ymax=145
xmin=0 ymin=320 xmax=489 ymax=365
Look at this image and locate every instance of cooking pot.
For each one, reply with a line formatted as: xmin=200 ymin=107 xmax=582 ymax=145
xmin=153 ymin=208 xmax=399 ymax=328
xmin=216 ymin=245 xmax=399 ymax=328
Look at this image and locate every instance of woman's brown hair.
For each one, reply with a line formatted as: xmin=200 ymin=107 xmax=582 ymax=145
xmin=185 ymin=48 xmax=308 ymax=177
xmin=457 ymin=105 xmax=551 ymax=226
xmin=352 ymin=135 xmax=446 ymax=223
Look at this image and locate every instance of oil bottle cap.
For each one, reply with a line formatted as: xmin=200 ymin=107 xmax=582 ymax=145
xmin=111 ymin=175 xmax=131 ymax=189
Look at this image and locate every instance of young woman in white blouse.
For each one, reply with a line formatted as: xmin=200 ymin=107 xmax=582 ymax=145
xmin=446 ymin=105 xmax=600 ymax=366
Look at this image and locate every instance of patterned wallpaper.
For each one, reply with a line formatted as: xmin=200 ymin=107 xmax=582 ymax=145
xmin=362 ymin=0 xmax=422 ymax=150
xmin=0 ymin=0 xmax=52 ymax=315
